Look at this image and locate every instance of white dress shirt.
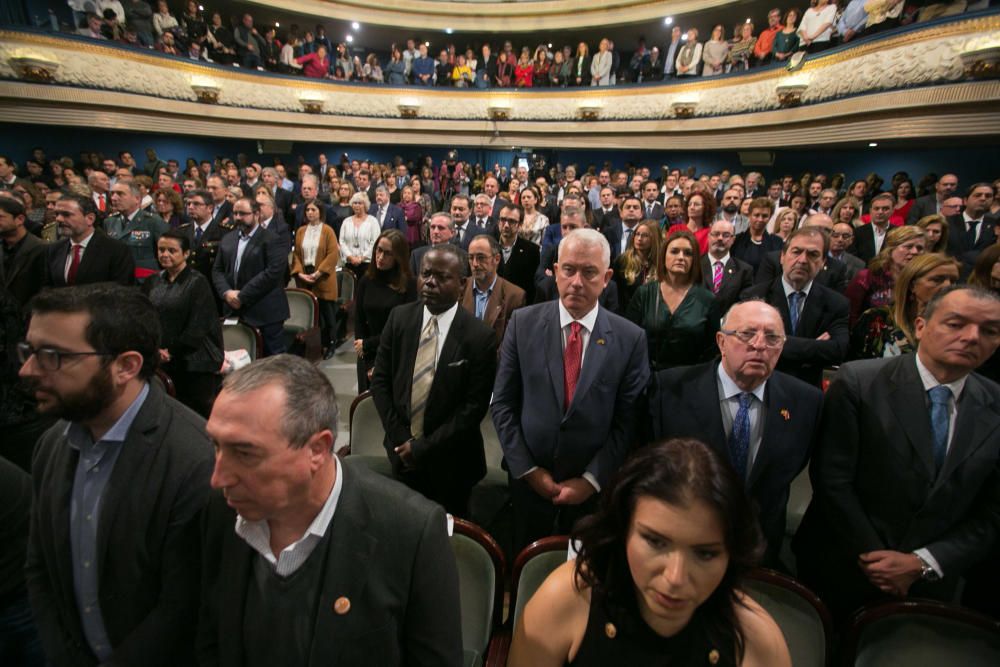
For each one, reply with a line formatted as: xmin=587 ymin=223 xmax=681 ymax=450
xmin=64 ymin=230 xmax=95 ymax=280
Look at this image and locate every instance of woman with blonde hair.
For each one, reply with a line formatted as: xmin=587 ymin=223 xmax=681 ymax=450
xmin=850 ymin=253 xmax=960 ymax=359
xmin=845 ymin=225 xmax=925 ymax=328
xmin=915 ymin=213 xmax=950 ymax=254
xmin=768 ymin=207 xmax=800 ymax=241
xmin=614 ymin=219 xmax=661 ymax=313
xmin=832 ymin=196 xmax=862 ymax=228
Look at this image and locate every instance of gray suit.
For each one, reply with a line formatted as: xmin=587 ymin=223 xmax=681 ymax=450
xmin=906 ymin=194 xmax=940 ymax=225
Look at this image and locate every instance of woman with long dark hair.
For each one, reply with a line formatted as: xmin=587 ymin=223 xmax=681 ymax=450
xmin=510 ymin=438 xmax=790 ymax=666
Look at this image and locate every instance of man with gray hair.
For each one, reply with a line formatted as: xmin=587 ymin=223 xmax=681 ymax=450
xmin=493 ymin=228 xmax=649 ymax=551
xmin=260 ymin=166 xmax=292 ymax=222
xmin=293 ymin=174 xmax=333 ymax=232
xmin=410 ymin=212 xmax=461 ymax=276
xmin=369 ymin=184 xmax=405 ymax=234
xmin=201 ymin=354 xmax=464 ymax=665
xmin=104 ymin=178 xmax=168 ymax=281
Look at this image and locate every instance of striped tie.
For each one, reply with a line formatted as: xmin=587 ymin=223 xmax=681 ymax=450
xmin=409 ymin=316 xmax=438 ymax=439
xmin=712 ymin=261 xmax=723 ymax=294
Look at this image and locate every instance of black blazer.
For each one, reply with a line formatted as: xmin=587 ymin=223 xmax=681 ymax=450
xmin=651 ymin=361 xmax=822 ymax=565
xmin=794 ymin=355 xmax=1000 ymax=608
xmin=570 ymin=55 xmax=592 ymax=85
xmin=369 ymin=202 xmax=407 ymax=235
xmin=44 ymin=231 xmax=135 ymax=287
xmin=850 ymin=223 xmax=889 ymax=264
xmin=209 ymin=200 xmax=233 ymax=228
xmin=905 ymin=194 xmax=939 ymax=225
xmin=0 ymin=232 xmax=47 ymax=310
xmin=740 ymin=278 xmax=849 ymax=387
xmin=211 ymin=225 xmax=290 ymax=327
xmin=409 ymin=244 xmax=469 ymax=279
xmin=498 ymin=236 xmax=540 ymax=304
xmin=602 ymin=223 xmax=628 ymax=265
xmin=946 ymin=213 xmax=997 ymax=271
xmin=369 ymin=302 xmax=497 ymax=491
xmin=591 ymin=208 xmax=620 ymax=233
xmin=26 ymin=383 xmax=213 ymax=666
xmin=534 ymin=275 xmax=619 ymax=312
xmin=754 ymin=250 xmax=849 ymax=294
xmin=700 ymin=254 xmax=754 ymax=316
xmin=197 ymin=459 xmax=464 ymax=667
xmin=641 ymin=201 xmax=664 ymax=222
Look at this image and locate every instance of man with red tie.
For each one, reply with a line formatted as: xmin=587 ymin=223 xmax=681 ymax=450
xmin=88 ymin=171 xmax=112 ymax=224
xmin=44 ymin=194 xmax=134 ymax=288
xmin=492 ymin=228 xmax=649 ymax=551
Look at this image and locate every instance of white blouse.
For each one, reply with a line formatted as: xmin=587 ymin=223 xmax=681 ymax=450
xmin=339 ymin=215 xmax=381 ymax=263
xmin=519 ymin=211 xmax=549 ymax=246
xmin=302 ymin=223 xmax=322 ymax=267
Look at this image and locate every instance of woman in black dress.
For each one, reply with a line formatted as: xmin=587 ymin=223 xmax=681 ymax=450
xmin=353 ymin=229 xmax=417 ymax=390
xmin=510 ymin=438 xmax=790 ymax=667
xmin=142 ymin=228 xmax=223 ymax=417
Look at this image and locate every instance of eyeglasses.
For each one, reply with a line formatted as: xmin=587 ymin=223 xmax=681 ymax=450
xmin=17 ymin=342 xmax=113 ymax=371
xmin=498 ymin=216 xmax=520 ymax=225
xmin=720 ymin=329 xmax=786 ymax=348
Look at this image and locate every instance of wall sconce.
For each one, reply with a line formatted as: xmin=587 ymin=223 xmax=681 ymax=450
xmin=671 ymin=102 xmax=697 ymax=119
xmin=8 ymin=56 xmax=60 ymax=83
xmin=299 ymin=95 xmax=324 ymax=114
xmin=960 ymin=46 xmax=1000 ymax=80
xmin=487 ymin=105 xmax=511 ymax=121
xmin=775 ymin=83 xmax=808 ymax=108
xmin=398 ymin=103 xmax=420 ymax=118
xmin=577 ymin=104 xmax=601 ymax=121
xmin=190 ymin=83 xmax=221 ymax=104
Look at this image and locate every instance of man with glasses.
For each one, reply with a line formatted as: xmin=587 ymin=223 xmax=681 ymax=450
xmin=651 ymin=299 xmax=822 ymax=567
xmin=212 ymin=197 xmax=289 ymax=356
xmin=461 ymin=234 xmax=525 ymax=347
xmin=179 ymin=189 xmax=232 ymax=300
xmin=741 ymin=227 xmax=849 ymax=387
xmin=830 ymin=221 xmax=865 ymax=281
xmin=205 ymin=175 xmax=233 ymax=229
xmin=701 ymin=219 xmax=753 ymax=315
xmin=43 ymin=194 xmax=133 ymax=287
xmin=496 ymin=203 xmax=539 ymax=303
xmin=19 ymin=283 xmax=212 ymax=666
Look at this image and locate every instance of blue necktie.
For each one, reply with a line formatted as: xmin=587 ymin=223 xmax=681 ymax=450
xmin=788 ymin=291 xmax=803 ymax=336
xmin=728 ymin=392 xmax=753 ymax=481
xmin=928 ymin=385 xmax=951 ymax=473
xmin=194 ymin=225 xmax=203 ymax=245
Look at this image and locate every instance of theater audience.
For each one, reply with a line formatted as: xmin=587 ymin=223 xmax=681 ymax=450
xmin=339 ymin=192 xmax=380 ymax=279
xmin=916 ymin=213 xmax=949 ymax=254
xmin=702 ymin=24 xmax=730 ymax=76
xmin=462 ymin=234 xmax=526 ymax=346
xmin=44 ymin=194 xmax=135 ymax=287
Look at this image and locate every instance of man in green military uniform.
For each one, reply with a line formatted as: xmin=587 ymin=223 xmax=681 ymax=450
xmin=105 ymin=180 xmax=168 ymax=282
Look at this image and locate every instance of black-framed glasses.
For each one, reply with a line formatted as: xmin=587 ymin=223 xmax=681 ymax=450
xmin=720 ymin=329 xmax=785 ymax=348
xmin=498 ymin=216 xmax=520 ymax=225
xmin=16 ymin=342 xmax=113 ymax=371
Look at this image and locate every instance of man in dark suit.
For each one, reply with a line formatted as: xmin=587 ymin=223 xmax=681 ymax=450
xmin=205 ymin=175 xmax=233 ymax=229
xmin=850 ymin=192 xmax=894 ymax=263
xmin=740 ymin=227 xmax=849 ymax=387
xmin=471 ymin=194 xmax=497 ymax=235
xmin=754 ymin=213 xmax=850 ymax=294
xmin=369 ymin=185 xmax=406 ymax=234
xmin=640 ymin=180 xmax=664 ymax=222
xmin=829 ymin=222 xmax=866 ymax=282
xmin=602 ymin=195 xmax=643 ymax=266
xmin=906 ymin=173 xmax=959 ymax=225
xmin=353 ymin=169 xmax=377 ymax=204
xmin=44 ymin=194 xmax=134 ymax=287
xmin=946 ymin=182 xmax=997 ymax=272
xmin=292 ymin=175 xmax=335 ymax=233
xmin=651 ymin=301 xmax=822 ymax=567
xmin=496 ymin=203 xmax=540 ymax=303
xmin=591 ymin=186 xmax=621 ymax=232
xmin=201 ymin=355 xmax=463 ymax=666
xmin=794 ymin=286 xmax=1000 ymax=620
xmin=410 ymin=212 xmax=462 ymax=277
xmin=0 ymin=196 xmax=47 ymax=310
xmin=702 ymin=219 xmax=754 ymax=315
xmin=179 ymin=189 xmax=232 ymax=312
xmin=371 ymin=244 xmax=496 ymax=517
xmin=21 ymin=284 xmax=212 ymax=666
xmin=449 ymin=195 xmax=483 ymax=251
xmin=481 ymin=175 xmax=505 ymax=221
xmin=260 ymin=167 xmax=293 ymax=222
xmin=462 ymin=234 xmax=526 ymax=347
xmin=493 ymin=228 xmax=649 ymax=551
xmin=212 ymin=197 xmax=289 ymax=356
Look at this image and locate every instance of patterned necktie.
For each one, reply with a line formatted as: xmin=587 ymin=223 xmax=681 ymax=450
xmin=563 ymin=322 xmax=583 ymax=411
xmin=788 ymin=291 xmax=804 ymax=336
xmin=712 ymin=261 xmax=724 ymax=294
xmin=928 ymin=385 xmax=951 ymax=473
xmin=66 ymin=244 xmax=82 ymax=285
xmin=409 ymin=316 xmax=439 ymax=439
xmin=728 ymin=392 xmax=753 ymax=481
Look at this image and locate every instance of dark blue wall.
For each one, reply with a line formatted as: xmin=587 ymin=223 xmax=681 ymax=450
xmin=2 ymin=124 xmax=996 ymax=186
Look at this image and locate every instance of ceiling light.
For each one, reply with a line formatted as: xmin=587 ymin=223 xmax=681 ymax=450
xmin=547 ymin=43 xmax=552 ymax=49
xmin=274 ymin=22 xmax=279 ymax=28
xmin=424 ymin=41 xmax=430 ymax=47
xmin=664 ymin=17 xmax=673 ymax=25
xmin=445 ymin=28 xmax=453 ymax=35
xmin=681 ymin=34 xmax=688 ymax=41
xmin=345 ymin=35 xmax=353 ymax=43
xmin=746 ymin=18 xmax=752 ymax=23
xmin=869 ymin=142 xmax=878 ymax=147
xmin=351 ymin=22 xmax=360 ymax=31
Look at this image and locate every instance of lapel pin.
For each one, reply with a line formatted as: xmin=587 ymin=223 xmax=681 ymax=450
xmin=333 ymin=596 xmax=351 ymax=615
xmin=780 ymin=408 xmax=790 ymax=421
xmin=604 ymin=622 xmax=617 ymax=639
xmin=708 ymin=649 xmax=720 ymax=664
xmin=596 ymin=338 xmax=606 ymax=345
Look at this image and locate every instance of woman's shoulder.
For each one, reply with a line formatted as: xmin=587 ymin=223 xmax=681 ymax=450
xmin=733 ymin=593 xmax=792 ymax=667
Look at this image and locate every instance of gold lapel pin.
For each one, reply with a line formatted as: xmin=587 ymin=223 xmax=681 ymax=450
xmin=596 ymin=338 xmax=606 ymax=345
xmin=780 ymin=408 xmax=790 ymax=421
xmin=604 ymin=622 xmax=617 ymax=638
xmin=708 ymin=648 xmax=720 ymax=664
xmin=333 ymin=596 xmax=351 ymax=615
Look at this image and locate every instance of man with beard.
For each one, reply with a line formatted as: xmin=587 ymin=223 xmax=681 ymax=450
xmin=496 ymin=203 xmax=539 ymax=303
xmin=717 ymin=187 xmax=749 ymax=234
xmin=19 ymin=284 xmax=212 ymax=666
xmin=44 ymin=194 xmax=134 ymax=287
xmin=462 ymin=234 xmax=525 ymax=347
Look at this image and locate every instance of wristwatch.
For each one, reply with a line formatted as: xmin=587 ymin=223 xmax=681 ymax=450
xmin=914 ymin=552 xmax=941 ymax=582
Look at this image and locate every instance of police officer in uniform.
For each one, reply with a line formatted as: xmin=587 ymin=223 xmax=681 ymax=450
xmin=104 ymin=180 xmax=169 ymax=282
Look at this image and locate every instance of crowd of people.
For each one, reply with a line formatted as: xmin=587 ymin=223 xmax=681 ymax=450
xmin=1 ymin=141 xmax=999 ymax=665
xmin=54 ymin=1 xmax=984 ymax=84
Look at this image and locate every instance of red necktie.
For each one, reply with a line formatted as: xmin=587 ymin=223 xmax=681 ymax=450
xmin=66 ymin=244 xmax=82 ymax=285
xmin=563 ymin=322 xmax=583 ymax=411
xmin=98 ymin=194 xmax=106 ymax=212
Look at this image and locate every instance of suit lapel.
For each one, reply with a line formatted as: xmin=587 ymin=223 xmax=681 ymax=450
xmin=888 ymin=356 xmax=937 ymax=479
xmin=769 ymin=280 xmax=794 ymax=334
xmin=750 ymin=378 xmax=792 ymax=489
xmin=936 ymin=374 xmax=1000 ymax=486
xmin=688 ymin=365 xmax=726 ymax=448
xmin=797 ymin=286 xmax=824 ymax=337
xmin=543 ymin=304 xmax=566 ymax=413
xmin=484 ymin=282 xmax=504 ymax=328
xmin=400 ymin=304 xmax=423 ymax=412
xmin=237 ymin=231 xmax=264 ymax=284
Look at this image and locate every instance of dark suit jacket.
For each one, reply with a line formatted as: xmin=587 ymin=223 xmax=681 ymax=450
xmin=641 ymin=201 xmax=664 ymax=222
xmin=369 ymin=202 xmax=406 ymax=234
xmin=794 ymin=355 xmax=1000 ymax=605
xmin=754 ymin=251 xmax=849 ymax=294
xmin=492 ymin=301 xmax=650 ymax=487
xmin=410 ymin=244 xmax=469 ymax=279
xmin=0 ymin=232 xmax=47 ymax=309
xmin=209 ymin=200 xmax=233 ymax=228
xmin=44 ymin=231 xmax=135 ymax=287
xmin=25 ymin=383 xmax=213 ymax=667
xmin=197 ymin=459 xmax=464 ymax=667
xmin=850 ymin=223 xmax=890 ymax=264
xmin=181 ymin=220 xmax=233 ymax=281
xmin=370 ymin=302 xmax=497 ymax=491
xmin=832 ymin=251 xmax=866 ymax=283
xmin=700 ymin=254 xmax=754 ymax=316
xmin=453 ymin=221 xmax=486 ymax=251
xmin=499 ymin=236 xmax=540 ymax=304
xmin=946 ymin=213 xmax=998 ymax=271
xmin=740 ymin=278 xmax=849 ymax=387
xmin=651 ymin=361 xmax=822 ymax=564
xmin=591 ymin=208 xmax=620 ymax=233
xmin=211 ymin=225 xmax=290 ymax=327
xmin=906 ymin=194 xmax=940 ymax=225
xmin=461 ymin=275 xmax=526 ymax=347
